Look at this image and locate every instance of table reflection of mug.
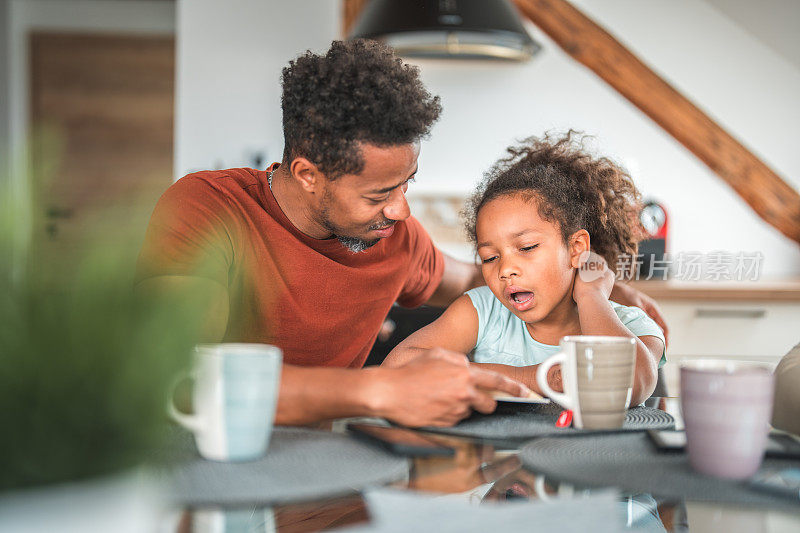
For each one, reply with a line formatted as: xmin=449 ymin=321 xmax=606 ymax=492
xmin=168 ymin=344 xmax=282 ymax=462
xmin=191 ymin=507 xmax=276 ymax=533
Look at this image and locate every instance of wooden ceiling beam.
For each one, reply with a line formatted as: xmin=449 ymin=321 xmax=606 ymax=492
xmin=343 ymin=0 xmax=369 ymax=37
xmin=512 ymin=0 xmax=800 ymax=243
xmin=341 ymin=0 xmax=800 ymax=243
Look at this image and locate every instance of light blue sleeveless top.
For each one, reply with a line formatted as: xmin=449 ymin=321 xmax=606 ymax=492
xmin=465 ymin=286 xmax=666 ymax=368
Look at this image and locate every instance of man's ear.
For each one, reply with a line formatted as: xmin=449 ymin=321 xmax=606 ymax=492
xmin=288 ymin=157 xmax=323 ymax=194
xmin=568 ymin=229 xmax=591 ymax=268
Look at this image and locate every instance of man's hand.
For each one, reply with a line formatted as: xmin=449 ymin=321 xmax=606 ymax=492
xmin=366 ymin=348 xmax=530 ymax=427
xmin=411 ymin=443 xmax=521 ymax=493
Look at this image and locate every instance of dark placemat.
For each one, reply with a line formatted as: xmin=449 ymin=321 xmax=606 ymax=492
xmin=520 ymin=432 xmax=800 ymax=508
xmin=159 ymin=426 xmax=410 ymax=506
xmin=417 ymin=403 xmax=674 ymax=441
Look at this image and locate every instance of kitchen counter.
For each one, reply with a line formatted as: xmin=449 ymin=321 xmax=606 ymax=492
xmin=629 ymin=278 xmax=800 ymax=302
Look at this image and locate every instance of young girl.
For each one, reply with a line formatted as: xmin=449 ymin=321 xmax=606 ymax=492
xmin=384 ymin=133 xmax=666 ymax=406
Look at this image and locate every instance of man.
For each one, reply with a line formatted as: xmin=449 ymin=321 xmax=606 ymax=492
xmin=137 ymin=40 xmax=666 ymax=427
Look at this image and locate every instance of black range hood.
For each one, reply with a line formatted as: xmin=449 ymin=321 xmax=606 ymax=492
xmin=349 ymin=0 xmax=541 ymax=61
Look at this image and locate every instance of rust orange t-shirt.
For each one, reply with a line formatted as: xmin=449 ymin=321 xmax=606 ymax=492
xmin=136 ymin=166 xmax=445 ymax=368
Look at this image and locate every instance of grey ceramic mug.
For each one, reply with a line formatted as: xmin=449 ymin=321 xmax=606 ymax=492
xmin=537 ymin=335 xmax=636 ymax=429
xmin=680 ymin=359 xmax=774 ymax=480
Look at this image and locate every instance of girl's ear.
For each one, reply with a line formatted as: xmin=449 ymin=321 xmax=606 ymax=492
xmin=568 ymin=229 xmax=591 ymax=268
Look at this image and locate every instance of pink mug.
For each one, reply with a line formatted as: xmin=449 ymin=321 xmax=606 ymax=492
xmin=680 ymin=360 xmax=774 ymax=480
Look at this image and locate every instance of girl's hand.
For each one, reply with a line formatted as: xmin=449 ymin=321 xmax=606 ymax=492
xmin=572 ymin=251 xmax=614 ymax=303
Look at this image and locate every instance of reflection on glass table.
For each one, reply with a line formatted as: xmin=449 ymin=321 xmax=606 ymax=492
xmin=167 ymin=399 xmax=800 ymax=533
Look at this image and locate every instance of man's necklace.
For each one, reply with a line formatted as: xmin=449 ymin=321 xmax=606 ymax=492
xmin=268 ymin=168 xmax=276 ymax=190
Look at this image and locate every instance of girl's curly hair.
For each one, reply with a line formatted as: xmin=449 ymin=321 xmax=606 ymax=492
xmin=464 ymin=131 xmax=647 ymax=273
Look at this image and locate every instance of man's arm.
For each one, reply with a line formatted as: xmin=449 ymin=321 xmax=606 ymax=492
xmin=136 ymin=275 xmax=230 ymax=343
xmin=424 ymin=254 xmax=483 ymax=307
xmin=136 ymin=274 xmax=529 ymax=427
xmin=425 ymin=254 xmax=669 ymax=338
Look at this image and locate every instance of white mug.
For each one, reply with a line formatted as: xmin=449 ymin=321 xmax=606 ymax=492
xmin=536 ymin=336 xmax=636 ymax=429
xmin=168 ymin=343 xmax=282 ymax=461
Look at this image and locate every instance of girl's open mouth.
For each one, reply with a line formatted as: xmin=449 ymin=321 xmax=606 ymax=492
xmin=509 ymin=291 xmax=535 ymax=311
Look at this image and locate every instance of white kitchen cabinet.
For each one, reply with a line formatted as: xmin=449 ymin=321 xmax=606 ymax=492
xmin=659 ymin=301 xmax=800 ymax=394
xmin=631 ymin=280 xmax=800 ymax=394
xmin=659 ymin=301 xmax=799 ymax=358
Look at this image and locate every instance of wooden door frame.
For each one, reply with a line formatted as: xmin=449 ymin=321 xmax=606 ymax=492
xmin=6 ymin=0 xmax=174 ymax=205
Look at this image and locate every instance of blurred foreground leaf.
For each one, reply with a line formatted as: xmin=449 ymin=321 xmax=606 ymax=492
xmin=0 ymin=136 xmax=208 ymax=490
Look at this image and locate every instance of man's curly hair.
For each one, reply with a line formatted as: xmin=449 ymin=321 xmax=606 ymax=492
xmin=464 ymin=132 xmax=647 ymax=273
xmin=281 ymin=40 xmax=442 ymax=178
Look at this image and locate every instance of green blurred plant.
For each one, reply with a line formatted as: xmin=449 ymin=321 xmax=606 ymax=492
xmin=0 ymin=133 xmax=207 ymax=491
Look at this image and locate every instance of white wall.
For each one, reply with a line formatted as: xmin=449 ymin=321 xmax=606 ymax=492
xmin=6 ymin=0 xmax=175 ymax=185
xmin=174 ymin=0 xmax=340 ymax=178
xmin=4 ymin=2 xmax=797 ymax=276
xmin=704 ymin=0 xmax=800 ymax=70
xmin=406 ymin=0 xmax=800 ymax=277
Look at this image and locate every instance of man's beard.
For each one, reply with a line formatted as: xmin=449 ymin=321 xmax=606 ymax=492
xmin=319 ymin=199 xmax=394 ymax=253
xmin=335 ymin=234 xmax=379 ymax=253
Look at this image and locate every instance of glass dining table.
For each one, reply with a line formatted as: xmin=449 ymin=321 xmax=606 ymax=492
xmin=163 ymin=398 xmax=800 ymax=532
